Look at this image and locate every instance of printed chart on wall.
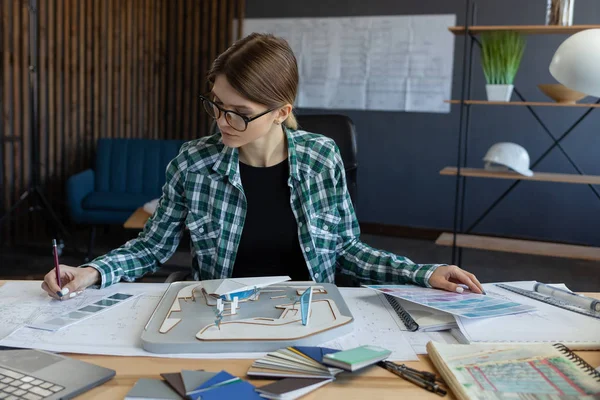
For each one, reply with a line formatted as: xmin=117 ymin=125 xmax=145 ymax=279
xmin=364 ymin=285 xmax=536 ymax=319
xmin=236 ymin=15 xmax=456 ymax=113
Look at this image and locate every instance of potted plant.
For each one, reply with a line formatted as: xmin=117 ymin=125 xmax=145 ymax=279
xmin=480 ymin=31 xmax=526 ymax=102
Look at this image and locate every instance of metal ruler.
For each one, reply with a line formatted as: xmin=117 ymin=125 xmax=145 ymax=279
xmin=495 ymin=284 xmax=600 ymax=320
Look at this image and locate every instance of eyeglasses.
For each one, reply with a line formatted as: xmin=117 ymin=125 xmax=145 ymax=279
xmin=199 ymin=95 xmax=279 ymax=132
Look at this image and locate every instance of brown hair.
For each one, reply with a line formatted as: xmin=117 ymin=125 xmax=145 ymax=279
xmin=207 ymin=33 xmax=299 ymax=130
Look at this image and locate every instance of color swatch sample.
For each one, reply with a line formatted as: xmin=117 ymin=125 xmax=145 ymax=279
xmin=364 ymin=285 xmax=535 ymax=319
xmin=27 ymin=292 xmax=136 ymax=331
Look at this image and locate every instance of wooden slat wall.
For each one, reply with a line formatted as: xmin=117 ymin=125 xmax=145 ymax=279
xmin=0 ymin=0 xmax=242 ymax=244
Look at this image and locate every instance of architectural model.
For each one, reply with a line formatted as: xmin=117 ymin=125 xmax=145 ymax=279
xmin=158 ymin=276 xmax=351 ymax=341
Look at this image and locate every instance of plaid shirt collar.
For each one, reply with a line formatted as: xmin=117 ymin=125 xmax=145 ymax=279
xmin=210 ymin=126 xmax=303 ymax=183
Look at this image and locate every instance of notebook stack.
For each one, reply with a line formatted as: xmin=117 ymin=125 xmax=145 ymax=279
xmin=247 ymin=346 xmax=344 ymax=399
xmin=125 ymin=369 xmax=263 ymax=400
xmin=247 ymin=346 xmax=344 ymax=379
xmin=255 ymin=378 xmax=335 ymax=400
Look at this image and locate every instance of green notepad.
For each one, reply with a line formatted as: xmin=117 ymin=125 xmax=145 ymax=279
xmin=322 ymin=345 xmax=391 ymax=371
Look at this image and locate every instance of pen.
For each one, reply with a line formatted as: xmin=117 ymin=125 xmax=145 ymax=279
xmin=52 ymin=239 xmax=62 ymax=292
xmin=534 ymin=282 xmax=600 ymax=312
xmin=378 ymin=361 xmax=447 ymax=396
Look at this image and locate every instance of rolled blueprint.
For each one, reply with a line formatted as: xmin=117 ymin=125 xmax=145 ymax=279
xmin=534 ymin=282 xmax=600 ymax=312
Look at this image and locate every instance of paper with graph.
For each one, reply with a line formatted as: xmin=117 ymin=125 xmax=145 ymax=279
xmin=364 ymin=284 xmax=535 ymax=319
xmin=239 ymin=14 xmax=456 ymax=113
xmin=427 ymin=342 xmax=600 ymax=399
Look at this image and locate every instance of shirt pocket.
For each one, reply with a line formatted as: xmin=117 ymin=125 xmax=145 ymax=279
xmin=308 ymin=211 xmax=341 ymax=254
xmin=186 ymin=212 xmax=221 ymax=256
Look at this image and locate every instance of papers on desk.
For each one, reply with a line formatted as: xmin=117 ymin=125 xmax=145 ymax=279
xmin=0 ymin=282 xmax=265 ymax=359
xmin=324 ymin=288 xmax=418 ymax=361
xmin=7 ymin=280 xmax=590 ymax=358
xmin=328 ymin=288 xmax=458 ymax=358
xmin=454 ymin=281 xmax=600 ymax=350
xmin=0 ymin=282 xmax=428 ymax=360
xmin=143 ymin=198 xmax=159 ymax=215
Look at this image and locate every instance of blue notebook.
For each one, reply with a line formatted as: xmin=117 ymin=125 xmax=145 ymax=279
xmin=292 ymin=346 xmax=340 ymax=364
xmin=188 ymin=370 xmax=252 ymax=400
xmin=195 ymin=380 xmax=262 ymax=400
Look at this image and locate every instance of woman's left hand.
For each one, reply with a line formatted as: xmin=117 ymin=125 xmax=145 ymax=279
xmin=428 ymin=265 xmax=485 ymax=294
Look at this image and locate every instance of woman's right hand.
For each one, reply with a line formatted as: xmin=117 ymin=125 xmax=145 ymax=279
xmin=42 ymin=265 xmax=100 ymax=300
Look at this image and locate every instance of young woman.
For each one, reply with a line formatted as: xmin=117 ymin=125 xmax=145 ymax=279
xmin=42 ymin=33 xmax=483 ymax=300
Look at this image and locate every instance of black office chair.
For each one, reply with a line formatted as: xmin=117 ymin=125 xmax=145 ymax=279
xmin=296 ymin=114 xmax=359 ymax=287
xmin=296 ymin=114 xmax=358 ymax=207
xmin=165 ymin=114 xmax=359 ymax=285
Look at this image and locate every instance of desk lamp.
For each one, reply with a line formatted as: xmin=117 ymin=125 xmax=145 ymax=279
xmin=549 ymin=29 xmax=600 ymax=97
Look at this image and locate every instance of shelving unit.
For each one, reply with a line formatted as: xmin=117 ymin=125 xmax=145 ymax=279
xmin=440 ymin=167 xmax=600 ymax=185
xmin=449 ymin=25 xmax=600 ymax=35
xmin=436 ymin=233 xmax=600 ymax=262
xmin=445 ymin=100 xmax=600 ymax=108
xmin=442 ymin=4 xmax=600 ymax=264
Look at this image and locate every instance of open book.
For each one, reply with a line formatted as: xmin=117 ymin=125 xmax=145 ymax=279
xmin=427 ymin=341 xmax=600 ymax=400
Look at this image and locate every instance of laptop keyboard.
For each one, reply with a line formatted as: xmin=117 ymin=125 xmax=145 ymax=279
xmin=0 ymin=367 xmax=63 ymax=400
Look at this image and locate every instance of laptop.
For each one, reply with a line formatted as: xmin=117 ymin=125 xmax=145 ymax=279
xmin=0 ymin=349 xmax=115 ymax=400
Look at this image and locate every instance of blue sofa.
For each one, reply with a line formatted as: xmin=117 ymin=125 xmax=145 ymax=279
xmin=67 ymin=138 xmax=186 ymax=259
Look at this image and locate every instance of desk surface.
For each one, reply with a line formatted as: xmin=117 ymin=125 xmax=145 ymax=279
xmin=123 ymin=207 xmax=151 ymax=229
xmin=1 ymin=281 xmax=598 ymax=399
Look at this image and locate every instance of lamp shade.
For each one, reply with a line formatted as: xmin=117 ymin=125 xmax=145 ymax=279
xmin=549 ymin=29 xmax=600 ymax=97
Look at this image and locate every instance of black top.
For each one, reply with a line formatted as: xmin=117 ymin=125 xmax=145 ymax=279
xmin=231 ymin=158 xmax=310 ymax=281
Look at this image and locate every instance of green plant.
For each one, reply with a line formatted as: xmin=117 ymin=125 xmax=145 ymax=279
xmin=480 ymin=31 xmax=526 ymax=85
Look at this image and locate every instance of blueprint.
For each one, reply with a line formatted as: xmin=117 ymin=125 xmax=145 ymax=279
xmin=0 ymin=281 xmax=264 ymax=359
xmin=321 ymin=288 xmax=419 ymax=361
xmin=239 ymin=15 xmax=456 ymax=113
xmin=0 ymin=282 xmax=427 ymax=361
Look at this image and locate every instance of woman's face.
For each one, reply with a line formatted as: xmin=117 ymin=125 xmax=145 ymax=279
xmin=211 ymin=75 xmax=283 ymax=148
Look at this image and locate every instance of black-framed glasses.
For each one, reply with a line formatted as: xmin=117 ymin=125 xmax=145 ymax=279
xmin=199 ymin=95 xmax=279 ymax=132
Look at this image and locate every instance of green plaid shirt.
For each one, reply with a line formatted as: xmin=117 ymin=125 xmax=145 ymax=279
xmin=83 ymin=128 xmax=442 ymax=288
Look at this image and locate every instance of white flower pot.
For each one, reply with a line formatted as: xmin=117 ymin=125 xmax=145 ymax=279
xmin=486 ymin=84 xmax=514 ymax=102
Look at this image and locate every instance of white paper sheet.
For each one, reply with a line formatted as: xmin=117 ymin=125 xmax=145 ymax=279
xmin=320 ymin=288 xmax=418 ymax=361
xmin=0 ymin=282 xmax=420 ymax=361
xmin=455 ymin=281 xmax=600 ymax=349
xmin=239 ymin=15 xmax=456 ymax=113
xmin=402 ymin=331 xmax=458 ymax=355
xmin=0 ymin=282 xmax=264 ymax=359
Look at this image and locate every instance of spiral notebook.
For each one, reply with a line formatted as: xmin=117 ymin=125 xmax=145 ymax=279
xmin=427 ymin=341 xmax=600 ymax=400
xmin=382 ymin=293 xmax=456 ymax=332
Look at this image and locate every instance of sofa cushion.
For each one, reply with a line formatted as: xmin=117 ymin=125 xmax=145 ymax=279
xmin=82 ymin=192 xmax=157 ymax=212
xmin=95 ymin=138 xmax=185 ymax=194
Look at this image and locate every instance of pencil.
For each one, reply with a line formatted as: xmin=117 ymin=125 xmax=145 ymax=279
xmin=52 ymin=239 xmax=62 ymax=290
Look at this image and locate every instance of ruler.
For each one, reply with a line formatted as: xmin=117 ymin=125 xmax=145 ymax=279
xmin=495 ymin=284 xmax=600 ymax=320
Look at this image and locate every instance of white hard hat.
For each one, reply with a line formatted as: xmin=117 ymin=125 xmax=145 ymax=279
xmin=483 ymin=142 xmax=534 ymax=177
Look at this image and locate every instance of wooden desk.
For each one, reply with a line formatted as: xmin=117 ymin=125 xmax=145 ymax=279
xmin=2 ymin=281 xmax=599 ymax=399
xmin=123 ymin=207 xmax=151 ymax=229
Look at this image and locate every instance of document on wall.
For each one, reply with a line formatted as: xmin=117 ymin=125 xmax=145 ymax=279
xmin=238 ymin=14 xmax=456 ymax=113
